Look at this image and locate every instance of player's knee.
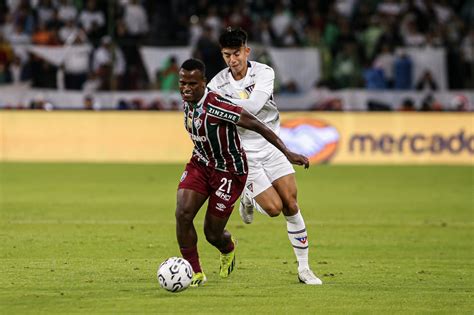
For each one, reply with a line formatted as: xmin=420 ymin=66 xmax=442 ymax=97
xmin=282 ymin=199 xmax=299 ymax=216
xmin=264 ymin=200 xmax=283 ymax=217
xmin=203 ymin=229 xmax=220 ymax=246
xmin=175 ymin=205 xmax=194 ymax=225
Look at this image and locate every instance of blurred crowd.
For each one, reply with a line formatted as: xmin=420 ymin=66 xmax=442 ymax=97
xmin=0 ymin=0 xmax=473 ymax=108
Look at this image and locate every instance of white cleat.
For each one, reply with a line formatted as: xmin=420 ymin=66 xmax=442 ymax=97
xmin=238 ymin=193 xmax=254 ymax=224
xmin=298 ymin=268 xmax=323 ymax=285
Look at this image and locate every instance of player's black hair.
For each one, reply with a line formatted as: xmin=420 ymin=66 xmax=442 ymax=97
xmin=219 ymin=27 xmax=248 ymax=48
xmin=180 ymin=58 xmax=206 ymax=76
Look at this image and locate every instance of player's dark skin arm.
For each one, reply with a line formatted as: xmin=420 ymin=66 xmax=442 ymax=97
xmin=237 ymin=109 xmax=309 ymax=169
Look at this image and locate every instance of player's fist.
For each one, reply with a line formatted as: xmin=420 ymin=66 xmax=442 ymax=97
xmin=285 ymin=151 xmax=310 ymax=169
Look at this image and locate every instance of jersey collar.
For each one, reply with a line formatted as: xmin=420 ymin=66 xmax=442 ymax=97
xmin=194 ymin=88 xmax=208 ymax=108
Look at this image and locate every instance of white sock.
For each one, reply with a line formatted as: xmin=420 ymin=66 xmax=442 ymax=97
xmin=285 ymin=210 xmax=309 ymax=271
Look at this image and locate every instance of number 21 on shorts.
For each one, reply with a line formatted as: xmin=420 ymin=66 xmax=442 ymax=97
xmin=218 ymin=178 xmax=232 ymax=194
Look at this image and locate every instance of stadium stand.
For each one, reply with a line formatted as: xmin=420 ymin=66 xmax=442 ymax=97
xmin=0 ymin=0 xmax=472 ymax=110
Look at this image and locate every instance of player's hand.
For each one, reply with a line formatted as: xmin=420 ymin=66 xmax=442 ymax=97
xmin=285 ymin=151 xmax=310 ymax=169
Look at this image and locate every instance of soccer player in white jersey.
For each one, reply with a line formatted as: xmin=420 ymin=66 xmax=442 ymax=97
xmin=207 ymin=28 xmax=322 ymax=285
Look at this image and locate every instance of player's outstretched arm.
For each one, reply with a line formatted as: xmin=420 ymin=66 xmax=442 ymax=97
xmin=237 ymin=109 xmax=309 ymax=169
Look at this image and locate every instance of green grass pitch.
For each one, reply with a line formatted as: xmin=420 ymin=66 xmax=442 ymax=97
xmin=1 ymin=163 xmax=473 ymax=314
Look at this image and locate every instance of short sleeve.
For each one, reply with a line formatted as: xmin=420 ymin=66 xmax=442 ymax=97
xmin=207 ymin=77 xmax=217 ymax=92
xmin=205 ymin=92 xmax=243 ymax=124
xmin=253 ymin=66 xmax=274 ymax=96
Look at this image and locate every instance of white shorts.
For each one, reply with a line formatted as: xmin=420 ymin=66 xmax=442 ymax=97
xmin=244 ymin=144 xmax=295 ymax=198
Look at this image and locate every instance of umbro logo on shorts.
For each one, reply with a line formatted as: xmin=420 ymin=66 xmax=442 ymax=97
xmin=216 ymin=203 xmax=226 ymax=211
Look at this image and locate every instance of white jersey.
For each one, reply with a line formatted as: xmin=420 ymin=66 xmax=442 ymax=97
xmin=208 ymin=61 xmax=280 ymax=151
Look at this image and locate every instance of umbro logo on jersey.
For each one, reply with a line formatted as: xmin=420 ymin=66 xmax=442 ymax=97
xmin=295 ymin=236 xmax=307 ymax=244
xmin=216 ymin=203 xmax=226 ymax=211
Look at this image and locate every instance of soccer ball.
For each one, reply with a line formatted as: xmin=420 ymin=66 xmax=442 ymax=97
xmin=157 ymin=257 xmax=193 ymax=292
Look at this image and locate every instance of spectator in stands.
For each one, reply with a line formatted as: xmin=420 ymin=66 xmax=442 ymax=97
xmin=393 ymin=51 xmax=413 ymax=89
xmin=155 ymin=56 xmax=179 ymax=92
xmin=7 ymin=23 xmax=31 ymax=45
xmin=0 ymin=0 xmax=471 ymax=97
xmin=36 ymin=0 xmax=56 ymax=26
xmin=11 ymin=0 xmax=35 ymax=35
xmin=1 ymin=13 xmax=15 ymax=39
xmin=63 ymin=44 xmax=90 ymax=90
xmin=322 ymin=5 xmax=340 ymax=53
xmin=83 ymin=94 xmax=100 ymax=110
xmin=30 ymin=54 xmax=57 ymax=88
xmin=253 ymin=19 xmax=276 ymax=47
xmin=29 ymin=93 xmax=54 ymax=110
xmin=310 ymin=80 xmax=343 ymax=111
xmin=399 ymin=98 xmax=416 ymax=111
xmin=461 ymin=29 xmax=473 ymax=87
xmin=0 ymin=33 xmax=14 ymax=67
xmin=271 ymin=3 xmax=292 ymax=43
xmin=9 ymin=54 xmax=32 ymax=85
xmin=280 ymin=25 xmax=302 ymax=47
xmin=32 ymin=21 xmax=59 ymax=45
xmin=332 ymin=41 xmax=362 ymax=88
xmin=415 ymin=70 xmax=438 ymax=91
xmin=82 ymin=71 xmax=101 ymax=94
xmin=92 ymin=36 xmax=126 ymax=90
xmin=401 ymin=15 xmax=426 ymax=47
xmin=420 ymin=94 xmax=443 ymax=111
xmin=0 ymin=62 xmax=11 ymax=84
xmin=57 ymin=0 xmax=78 ymax=23
xmin=203 ymin=5 xmax=221 ymax=41
xmin=291 ymin=9 xmax=308 ymax=42
xmin=363 ymin=61 xmax=387 ymax=90
xmin=78 ymin=0 xmax=105 ymax=44
xmin=122 ymin=0 xmax=149 ymax=38
xmin=359 ymin=15 xmax=383 ymax=61
xmin=376 ymin=0 xmax=403 ymax=17
xmin=373 ymin=43 xmax=395 ymax=87
xmin=188 ymin=15 xmax=203 ymax=47
xmin=224 ymin=3 xmax=252 ymax=32
xmin=58 ymin=18 xmax=87 ymax=44
xmin=192 ymin=25 xmax=225 ymax=81
xmin=115 ymin=17 xmax=148 ymax=90
xmin=450 ymin=95 xmax=469 ymax=112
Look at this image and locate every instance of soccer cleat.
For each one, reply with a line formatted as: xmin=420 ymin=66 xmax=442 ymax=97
xmin=238 ymin=192 xmax=254 ymax=224
xmin=298 ymin=268 xmax=323 ymax=285
xmin=190 ymin=272 xmax=207 ymax=287
xmin=219 ymin=241 xmax=236 ymax=278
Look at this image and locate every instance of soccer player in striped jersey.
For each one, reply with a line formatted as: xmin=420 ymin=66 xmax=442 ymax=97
xmin=207 ymin=28 xmax=322 ymax=285
xmin=176 ymin=58 xmax=309 ymax=287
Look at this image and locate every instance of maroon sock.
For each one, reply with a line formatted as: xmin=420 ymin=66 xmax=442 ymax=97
xmin=220 ymin=239 xmax=234 ymax=254
xmin=180 ymin=246 xmax=202 ymax=273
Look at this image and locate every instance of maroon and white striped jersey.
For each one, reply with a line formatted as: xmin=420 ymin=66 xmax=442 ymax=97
xmin=183 ymin=89 xmax=248 ymax=174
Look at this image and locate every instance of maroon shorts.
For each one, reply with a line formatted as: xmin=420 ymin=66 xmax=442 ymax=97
xmin=178 ymin=158 xmax=248 ymax=218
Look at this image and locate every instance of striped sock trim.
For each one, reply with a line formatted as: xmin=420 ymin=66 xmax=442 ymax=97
xmin=292 ymin=244 xmax=309 ymax=249
xmin=288 ymin=228 xmax=306 ymax=234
